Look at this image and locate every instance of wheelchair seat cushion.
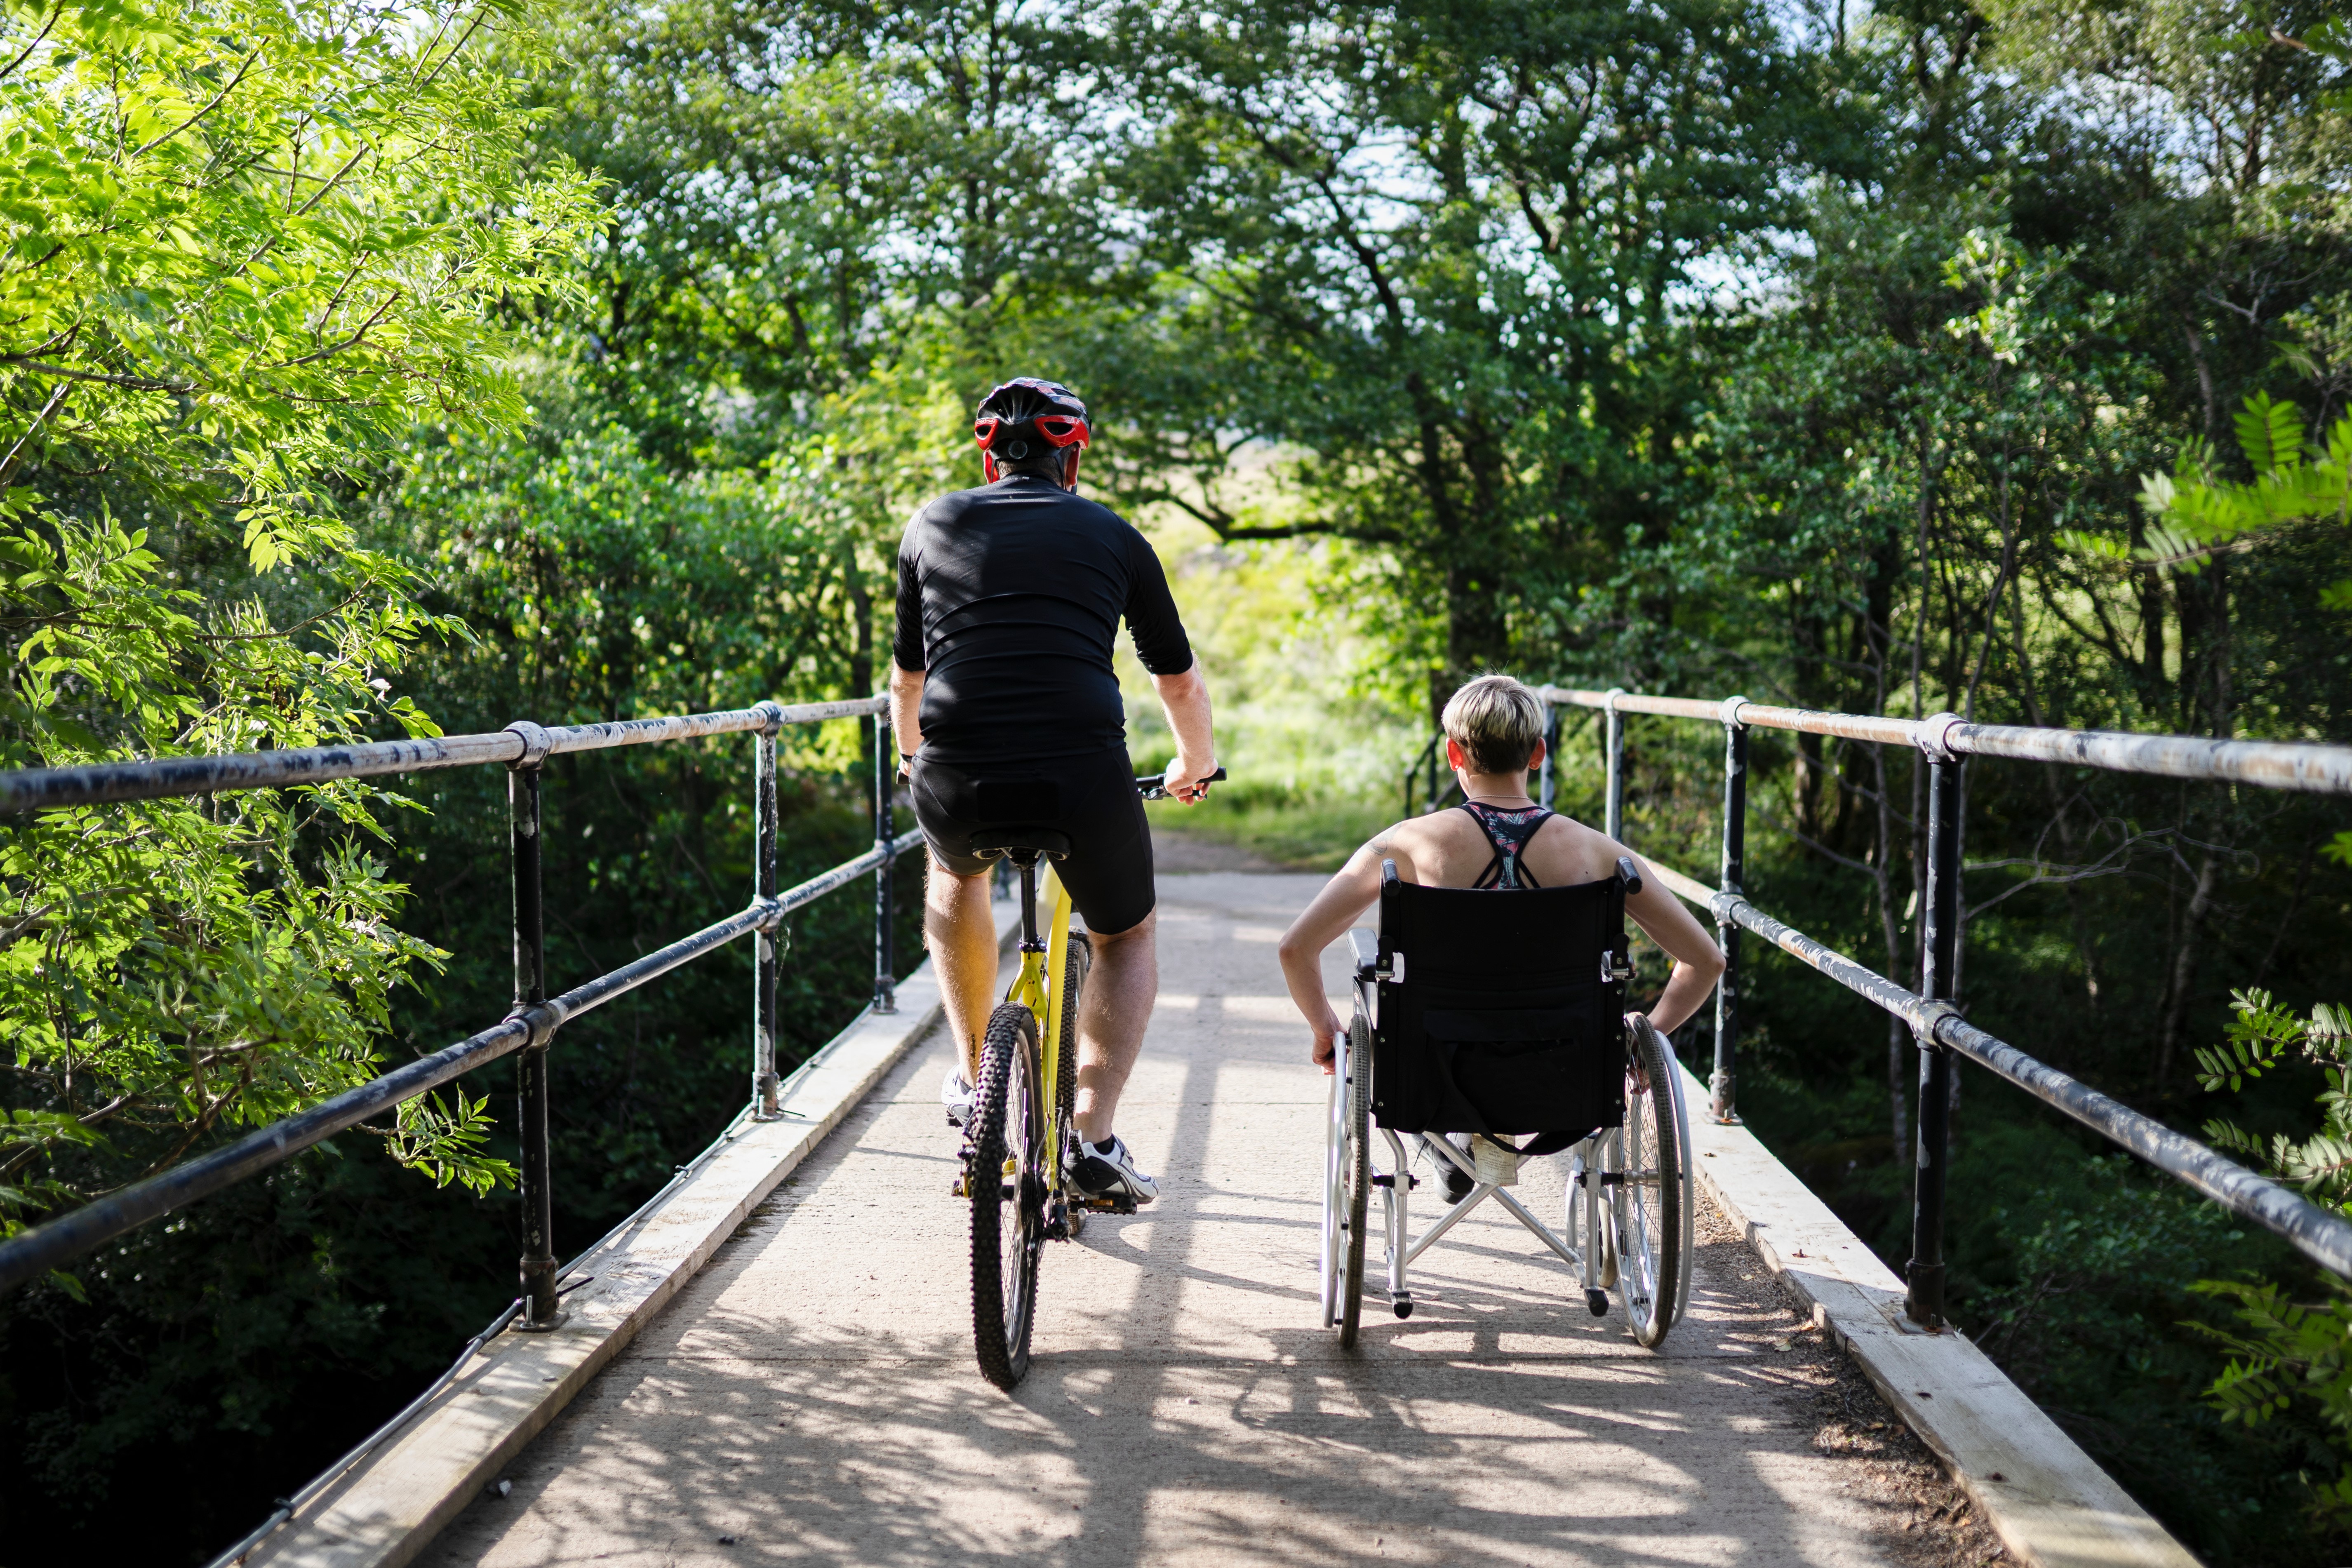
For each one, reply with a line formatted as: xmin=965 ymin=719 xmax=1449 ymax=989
xmin=1371 ymin=875 xmax=1628 ymax=1137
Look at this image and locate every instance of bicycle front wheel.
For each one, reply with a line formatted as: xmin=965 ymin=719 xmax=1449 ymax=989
xmin=1053 ymin=933 xmax=1090 ymax=1239
xmin=970 ymin=1002 xmax=1046 ymax=1390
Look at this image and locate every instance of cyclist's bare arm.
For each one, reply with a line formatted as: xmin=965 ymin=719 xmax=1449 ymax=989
xmin=1153 ymin=661 xmax=1216 ymax=802
xmin=895 ymin=653 xmax=1211 ymax=805
xmin=889 ymin=661 xmax=924 ymax=756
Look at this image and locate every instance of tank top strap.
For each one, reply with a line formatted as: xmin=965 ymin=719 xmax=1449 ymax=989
xmin=1454 ymin=801 xmax=1555 ymax=889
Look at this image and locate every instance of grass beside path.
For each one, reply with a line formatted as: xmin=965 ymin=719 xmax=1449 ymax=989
xmin=1144 ymin=788 xmax=1390 ymax=872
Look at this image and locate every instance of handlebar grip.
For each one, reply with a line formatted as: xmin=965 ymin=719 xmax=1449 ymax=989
xmin=1137 ymin=766 xmax=1227 ymax=799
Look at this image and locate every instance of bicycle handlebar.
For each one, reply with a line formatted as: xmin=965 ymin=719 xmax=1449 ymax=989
xmin=1136 ymin=766 xmax=1227 ymax=801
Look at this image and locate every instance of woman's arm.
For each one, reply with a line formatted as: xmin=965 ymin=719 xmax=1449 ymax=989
xmin=1275 ymin=840 xmax=1392 ymax=1073
xmin=1622 ymin=855 xmax=1726 ymax=1034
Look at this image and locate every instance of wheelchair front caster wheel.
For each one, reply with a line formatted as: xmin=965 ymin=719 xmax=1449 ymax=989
xmin=1585 ymin=1288 xmax=1609 ymax=1318
xmin=1392 ymin=1292 xmax=1414 ymax=1320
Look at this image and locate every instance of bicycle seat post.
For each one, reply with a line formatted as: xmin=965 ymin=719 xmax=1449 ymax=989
xmin=1016 ymin=855 xmax=1044 ymax=954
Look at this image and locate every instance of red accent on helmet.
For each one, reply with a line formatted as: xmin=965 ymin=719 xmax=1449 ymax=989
xmin=973 ymin=378 xmax=1091 ymax=455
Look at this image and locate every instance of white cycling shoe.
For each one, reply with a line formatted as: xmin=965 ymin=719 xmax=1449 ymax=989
xmin=941 ymin=1067 xmax=976 ymax=1128
xmin=1068 ymin=1134 xmax=1159 ymax=1206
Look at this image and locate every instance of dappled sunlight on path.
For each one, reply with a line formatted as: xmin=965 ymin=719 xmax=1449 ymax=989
xmin=421 ymin=874 xmax=1958 ymax=1568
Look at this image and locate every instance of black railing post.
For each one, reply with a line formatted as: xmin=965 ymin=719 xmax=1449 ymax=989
xmin=873 ymin=710 xmax=898 ymax=1015
xmin=1907 ymin=715 xmax=1966 ymax=1329
xmin=1712 ymin=698 xmax=1748 ymax=1124
xmin=1603 ymin=687 xmax=1627 ymax=843
xmin=504 ymin=722 xmax=562 ymax=1329
xmin=752 ymin=703 xmax=783 ymax=1117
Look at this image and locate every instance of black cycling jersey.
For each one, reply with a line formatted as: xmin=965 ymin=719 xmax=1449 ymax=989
xmin=892 ymin=475 xmax=1192 ymax=765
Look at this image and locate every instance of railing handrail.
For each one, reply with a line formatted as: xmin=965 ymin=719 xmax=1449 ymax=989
xmin=0 ymin=693 xmax=911 ymax=1302
xmin=1516 ymin=679 xmax=2352 ymax=1324
xmin=0 ymin=695 xmax=889 ymax=813
xmin=1639 ymin=858 xmax=2352 ymax=1281
xmin=1538 ymin=686 xmax=2352 ymax=795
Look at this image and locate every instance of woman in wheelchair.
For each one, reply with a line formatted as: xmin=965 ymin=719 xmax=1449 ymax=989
xmin=1275 ymin=674 xmax=1724 ymax=1345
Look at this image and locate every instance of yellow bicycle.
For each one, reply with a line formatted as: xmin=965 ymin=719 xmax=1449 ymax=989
xmin=959 ymin=767 xmax=1222 ymax=1390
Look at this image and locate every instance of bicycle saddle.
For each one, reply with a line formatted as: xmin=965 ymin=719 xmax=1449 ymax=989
xmin=968 ymin=828 xmax=1072 ymax=864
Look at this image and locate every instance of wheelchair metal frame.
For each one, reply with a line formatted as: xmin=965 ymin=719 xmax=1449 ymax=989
xmin=1321 ymin=927 xmax=1696 ymax=1348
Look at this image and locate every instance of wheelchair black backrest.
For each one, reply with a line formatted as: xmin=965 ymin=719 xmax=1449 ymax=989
xmin=1371 ymin=858 xmax=1634 ymax=1138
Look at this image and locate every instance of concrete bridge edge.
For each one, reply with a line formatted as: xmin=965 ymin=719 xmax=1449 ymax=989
xmin=1679 ymin=1062 xmax=2201 ymax=1568
xmin=241 ymin=899 xmax=1022 ymax=1568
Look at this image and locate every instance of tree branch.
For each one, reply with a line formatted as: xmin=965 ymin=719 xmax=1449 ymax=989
xmin=131 ymin=45 xmax=261 ymax=158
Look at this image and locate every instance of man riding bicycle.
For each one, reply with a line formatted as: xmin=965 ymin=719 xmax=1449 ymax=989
xmin=889 ymin=376 xmax=1217 ymax=1208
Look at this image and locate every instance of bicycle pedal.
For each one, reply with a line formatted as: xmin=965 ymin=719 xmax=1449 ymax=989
xmin=1077 ymin=1194 xmax=1136 ymax=1215
xmin=949 ymin=1173 xmax=967 ymax=1198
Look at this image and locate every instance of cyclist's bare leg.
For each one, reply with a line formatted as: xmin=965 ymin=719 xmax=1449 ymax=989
xmin=1073 ymin=910 xmax=1156 ymax=1145
xmin=925 ymin=859 xmax=997 ymax=1082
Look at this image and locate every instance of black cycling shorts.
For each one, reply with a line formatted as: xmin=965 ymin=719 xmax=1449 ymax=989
xmin=909 ymin=748 xmax=1156 ymax=935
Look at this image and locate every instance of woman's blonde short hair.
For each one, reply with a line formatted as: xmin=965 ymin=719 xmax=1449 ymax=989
xmin=1442 ymin=674 xmax=1546 ymax=775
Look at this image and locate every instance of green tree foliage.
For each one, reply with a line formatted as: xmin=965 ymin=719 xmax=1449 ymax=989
xmin=2 ymin=0 xmax=2350 ymax=1560
xmin=0 ymin=0 xmax=596 ymax=1228
xmin=1090 ymin=0 xmax=1846 ymax=711
xmin=2192 ymin=990 xmax=2352 ymax=1525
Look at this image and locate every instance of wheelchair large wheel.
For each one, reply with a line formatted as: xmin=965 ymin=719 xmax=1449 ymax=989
xmin=1614 ymin=1016 xmax=1691 ymax=1348
xmin=1338 ymin=1013 xmax=1373 ymax=1348
xmin=1320 ymin=1049 xmax=1345 ymax=1327
xmin=969 ymin=1003 xmax=1045 ymax=1390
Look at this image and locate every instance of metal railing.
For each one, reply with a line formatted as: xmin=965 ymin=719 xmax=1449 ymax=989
xmin=1401 ymin=729 xmax=1463 ymax=818
xmin=0 ymin=696 xmax=917 ymax=1323
xmin=1499 ymin=686 xmax=2352 ymax=1329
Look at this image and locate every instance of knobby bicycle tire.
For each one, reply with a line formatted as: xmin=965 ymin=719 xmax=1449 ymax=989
xmin=969 ymin=1003 xmax=1044 ymax=1390
xmin=1057 ymin=933 xmax=1088 ymax=1136
xmin=1055 ymin=933 xmax=1089 ymax=1237
xmin=1339 ymin=1012 xmax=1372 ymax=1348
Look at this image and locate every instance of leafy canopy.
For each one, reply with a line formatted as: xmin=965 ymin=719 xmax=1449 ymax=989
xmin=0 ymin=0 xmax=597 ymax=1238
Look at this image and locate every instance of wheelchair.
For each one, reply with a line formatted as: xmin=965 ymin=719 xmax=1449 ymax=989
xmin=1320 ymin=856 xmax=1696 ymax=1348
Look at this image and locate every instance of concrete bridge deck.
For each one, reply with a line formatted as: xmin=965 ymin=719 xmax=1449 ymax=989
xmin=414 ymin=871 xmax=1994 ymax=1568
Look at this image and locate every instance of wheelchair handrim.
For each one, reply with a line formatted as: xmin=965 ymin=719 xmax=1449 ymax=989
xmin=1321 ymin=1065 xmax=1343 ymax=1326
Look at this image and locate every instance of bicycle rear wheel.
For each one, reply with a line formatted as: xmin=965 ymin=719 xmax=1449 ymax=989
xmin=1614 ymin=1016 xmax=1690 ymax=1348
xmin=970 ymin=1002 xmax=1045 ymax=1389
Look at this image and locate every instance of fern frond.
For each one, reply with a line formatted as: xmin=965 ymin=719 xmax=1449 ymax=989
xmin=2237 ymin=392 xmax=2307 ymax=476
xmin=2056 ymin=527 xmax=2133 ymax=562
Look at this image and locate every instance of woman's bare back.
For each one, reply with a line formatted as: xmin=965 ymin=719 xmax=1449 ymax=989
xmin=1374 ymin=805 xmax=1629 ymax=891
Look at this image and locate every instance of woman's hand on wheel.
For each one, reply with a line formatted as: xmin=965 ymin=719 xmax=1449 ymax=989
xmin=1309 ymin=1005 xmax=1343 ymax=1074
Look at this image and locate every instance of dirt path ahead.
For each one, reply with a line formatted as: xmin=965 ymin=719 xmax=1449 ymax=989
xmin=422 ymin=872 xmax=1985 ymax=1568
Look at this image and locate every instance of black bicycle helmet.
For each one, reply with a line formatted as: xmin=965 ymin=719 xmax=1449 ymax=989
xmin=974 ymin=377 xmax=1091 ymax=482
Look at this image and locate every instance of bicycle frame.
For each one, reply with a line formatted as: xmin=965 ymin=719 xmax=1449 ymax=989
xmin=1003 ymin=858 xmax=1077 ymax=1202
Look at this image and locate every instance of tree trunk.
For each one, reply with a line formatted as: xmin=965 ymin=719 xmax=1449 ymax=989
xmin=2155 ymin=852 xmax=2219 ymax=1093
